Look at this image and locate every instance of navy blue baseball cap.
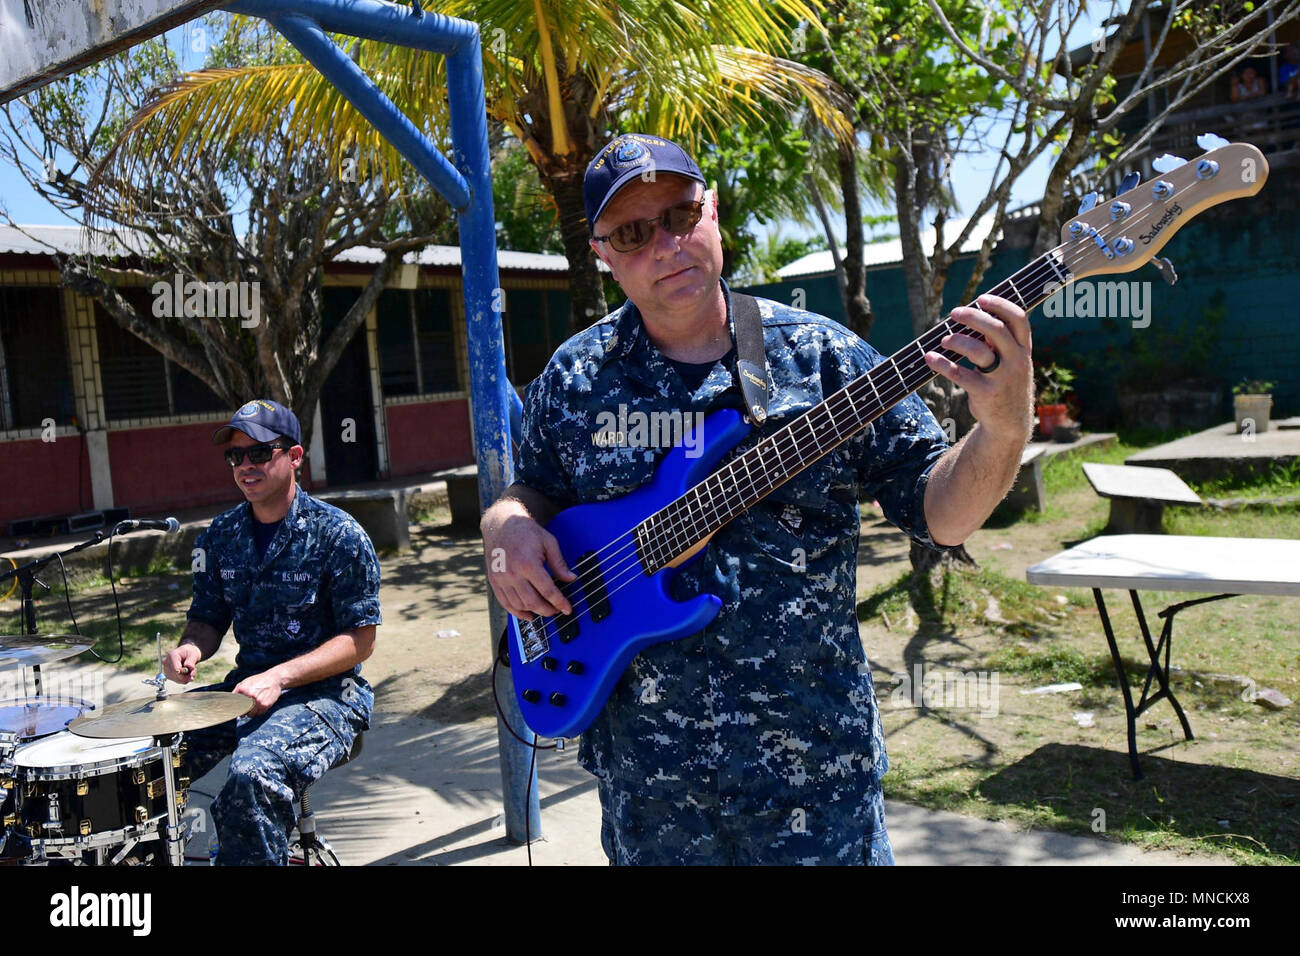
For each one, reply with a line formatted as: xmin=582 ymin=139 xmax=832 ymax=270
xmin=212 ymin=399 xmax=302 ymax=446
xmin=584 ymin=133 xmax=706 ymax=233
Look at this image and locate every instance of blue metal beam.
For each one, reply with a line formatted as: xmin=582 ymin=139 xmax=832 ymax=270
xmin=228 ymin=0 xmax=540 ymax=843
xmin=266 ymin=13 xmax=469 ymax=208
xmin=226 ymin=0 xmax=474 ymax=53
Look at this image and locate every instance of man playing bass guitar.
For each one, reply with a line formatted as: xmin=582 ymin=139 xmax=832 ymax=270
xmin=481 ymin=133 xmax=1033 ymax=865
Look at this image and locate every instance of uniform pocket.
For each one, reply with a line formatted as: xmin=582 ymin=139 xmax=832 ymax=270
xmin=303 ymin=698 xmax=360 ymax=773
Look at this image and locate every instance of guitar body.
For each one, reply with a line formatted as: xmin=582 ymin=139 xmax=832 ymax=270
xmin=507 ymin=407 xmax=751 ymax=738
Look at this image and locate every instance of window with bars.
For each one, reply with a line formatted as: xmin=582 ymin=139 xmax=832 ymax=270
xmin=0 ymin=285 xmax=76 ymax=431
xmin=500 ymin=288 xmax=570 ymax=388
xmin=376 ymin=287 xmax=459 ymax=396
xmin=95 ymin=290 xmax=225 ymax=422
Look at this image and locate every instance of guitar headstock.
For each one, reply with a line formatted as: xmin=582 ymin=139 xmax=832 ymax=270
xmin=1057 ymin=142 xmax=1268 ymax=282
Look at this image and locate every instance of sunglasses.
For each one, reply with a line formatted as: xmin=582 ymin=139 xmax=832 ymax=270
xmin=224 ymin=442 xmax=292 ymax=468
xmin=593 ymin=199 xmax=705 ymax=253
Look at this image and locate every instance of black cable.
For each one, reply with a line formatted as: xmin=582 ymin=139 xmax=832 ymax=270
xmin=54 ymin=550 xmax=81 ymax=638
xmin=526 ymin=744 xmax=538 ymax=867
xmin=490 ymin=654 xmax=556 ymax=751
xmin=82 ymin=527 xmax=128 ymax=664
xmin=489 ymin=650 xmax=555 ymax=867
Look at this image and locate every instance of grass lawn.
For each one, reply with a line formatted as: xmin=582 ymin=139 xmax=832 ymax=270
xmin=862 ymin=433 xmax=1300 ymax=864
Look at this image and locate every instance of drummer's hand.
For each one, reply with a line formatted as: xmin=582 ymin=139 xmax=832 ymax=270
xmin=233 ymin=671 xmax=283 ymax=717
xmin=164 ymin=644 xmax=202 ymax=684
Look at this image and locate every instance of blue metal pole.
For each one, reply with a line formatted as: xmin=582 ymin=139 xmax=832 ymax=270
xmin=230 ymin=0 xmax=540 ymax=843
xmin=445 ymin=30 xmax=542 ymax=846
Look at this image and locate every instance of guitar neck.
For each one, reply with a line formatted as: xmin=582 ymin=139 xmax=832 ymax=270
xmin=635 ymin=247 xmax=1074 ymax=572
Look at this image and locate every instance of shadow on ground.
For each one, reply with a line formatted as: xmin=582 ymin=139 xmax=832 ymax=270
xmin=980 ymin=742 xmax=1299 ymax=861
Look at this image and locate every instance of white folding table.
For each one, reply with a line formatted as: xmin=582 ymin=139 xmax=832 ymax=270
xmin=1026 ymin=534 xmax=1300 ymax=778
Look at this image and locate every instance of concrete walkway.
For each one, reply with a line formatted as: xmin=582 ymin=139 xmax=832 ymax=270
xmin=175 ymin=711 xmax=1228 ymax=866
xmin=27 ymin=660 xmax=1224 ymax=867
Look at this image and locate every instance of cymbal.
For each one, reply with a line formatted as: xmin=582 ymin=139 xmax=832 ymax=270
xmin=0 ymin=635 xmax=92 ymax=669
xmin=69 ymin=692 xmax=254 ymax=738
xmin=0 ymin=696 xmax=89 ymax=739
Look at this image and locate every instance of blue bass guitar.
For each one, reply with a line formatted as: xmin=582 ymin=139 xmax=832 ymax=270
xmin=506 ymin=141 xmax=1265 ymax=738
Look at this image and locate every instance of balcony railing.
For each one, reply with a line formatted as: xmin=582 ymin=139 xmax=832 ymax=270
xmin=1097 ymin=92 xmax=1300 ymax=194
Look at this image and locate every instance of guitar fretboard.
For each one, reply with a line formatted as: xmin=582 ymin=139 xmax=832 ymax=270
xmin=634 ymin=246 xmax=1074 ymax=573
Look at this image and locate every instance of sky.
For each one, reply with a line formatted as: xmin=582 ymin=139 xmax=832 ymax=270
xmin=0 ymin=7 xmax=1108 ymax=242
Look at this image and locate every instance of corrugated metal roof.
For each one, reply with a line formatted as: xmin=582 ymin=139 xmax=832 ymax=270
xmin=0 ymin=223 xmax=151 ymax=258
xmin=776 ymin=216 xmax=1000 ymax=279
xmin=334 ymin=244 xmax=577 ymax=272
xmin=0 ymin=224 xmax=580 ymax=274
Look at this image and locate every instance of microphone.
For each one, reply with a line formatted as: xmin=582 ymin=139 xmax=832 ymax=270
xmin=115 ymin=517 xmax=181 ymax=534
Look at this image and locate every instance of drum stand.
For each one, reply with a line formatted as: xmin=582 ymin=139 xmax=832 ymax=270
xmin=154 ymin=732 xmax=186 ymax=867
xmin=141 ymin=672 xmax=187 ymax=868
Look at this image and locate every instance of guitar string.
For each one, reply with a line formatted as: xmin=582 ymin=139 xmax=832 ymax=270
xmin=549 ymin=237 xmax=1094 ymax=611
xmin=543 ymin=262 xmax=1052 ymax=619
xmin=523 ymin=316 xmax=980 ymax=648
xmin=528 ymin=187 xmax=1171 ymax=649
xmin=519 ymin=171 xmax=1201 ymax=649
xmin=595 ymin=173 xmax=1181 ymax=583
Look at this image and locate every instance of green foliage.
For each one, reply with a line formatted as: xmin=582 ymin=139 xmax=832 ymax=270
xmin=492 ymin=136 xmax=563 ymax=254
xmin=731 ymin=229 xmax=827 ymax=285
xmin=1232 ymin=378 xmax=1275 ymax=396
xmin=1194 ymin=459 xmax=1300 ymax=500
xmin=1034 ymin=362 xmax=1076 ymax=404
xmin=696 ymin=112 xmax=818 ymax=279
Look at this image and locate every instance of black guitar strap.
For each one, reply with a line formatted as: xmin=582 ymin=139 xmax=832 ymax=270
xmin=730 ymin=292 xmax=772 ymax=426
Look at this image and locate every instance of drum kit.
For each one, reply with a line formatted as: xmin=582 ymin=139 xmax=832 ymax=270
xmin=0 ymin=634 xmax=252 ymax=866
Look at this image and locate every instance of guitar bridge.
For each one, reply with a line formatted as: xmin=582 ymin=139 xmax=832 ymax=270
xmin=516 ymin=616 xmax=550 ymax=664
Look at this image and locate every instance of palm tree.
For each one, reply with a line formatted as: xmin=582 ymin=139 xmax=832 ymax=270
xmin=100 ymin=1 xmax=851 ymax=334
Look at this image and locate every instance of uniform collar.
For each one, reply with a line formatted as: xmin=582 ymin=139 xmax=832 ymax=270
xmin=598 ymin=278 xmax=738 ymax=394
xmin=241 ymin=483 xmax=305 ymax=570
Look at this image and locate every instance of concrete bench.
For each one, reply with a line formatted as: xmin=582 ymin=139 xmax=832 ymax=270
xmin=316 ymin=488 xmax=411 ymax=552
xmin=1004 ymin=445 xmax=1049 ymax=512
xmin=1001 ymin=433 xmax=1117 ymax=514
xmin=439 ymin=465 xmax=482 ymax=530
xmin=1082 ymin=462 xmax=1203 ymax=534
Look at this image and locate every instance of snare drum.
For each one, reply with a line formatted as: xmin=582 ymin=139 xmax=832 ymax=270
xmin=7 ymin=732 xmax=183 ymax=851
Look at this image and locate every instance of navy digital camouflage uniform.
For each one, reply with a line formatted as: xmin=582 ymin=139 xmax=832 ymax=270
xmin=183 ymin=487 xmax=381 ymax=865
xmin=515 ymin=280 xmax=953 ymax=865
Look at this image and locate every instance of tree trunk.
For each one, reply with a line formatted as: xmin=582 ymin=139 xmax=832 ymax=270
xmin=805 ymin=172 xmax=847 ymax=311
xmin=297 ymin=252 xmax=399 ymax=452
xmin=836 ymin=146 xmax=874 ymax=339
xmin=1031 ymin=126 xmax=1094 ymax=258
xmin=892 ymin=148 xmax=977 ymax=572
xmin=549 ymin=172 xmax=608 ymax=335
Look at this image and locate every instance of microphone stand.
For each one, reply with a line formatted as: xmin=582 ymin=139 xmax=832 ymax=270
xmin=0 ymin=530 xmax=106 ymax=694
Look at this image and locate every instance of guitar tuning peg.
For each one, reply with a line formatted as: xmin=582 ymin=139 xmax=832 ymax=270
xmin=1196 ymin=132 xmax=1230 ymax=152
xmin=1116 ymin=171 xmax=1141 ymax=195
xmin=1152 ymin=154 xmax=1187 ymax=173
xmin=1077 ymin=191 xmax=1098 ymax=214
xmin=1150 ymin=256 xmax=1178 ymax=286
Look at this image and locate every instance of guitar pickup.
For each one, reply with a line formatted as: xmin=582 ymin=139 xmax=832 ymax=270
xmin=579 ymin=551 xmax=611 ymax=623
xmin=555 ymin=610 xmax=579 ymax=643
xmin=553 ymin=578 xmax=580 ymax=643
